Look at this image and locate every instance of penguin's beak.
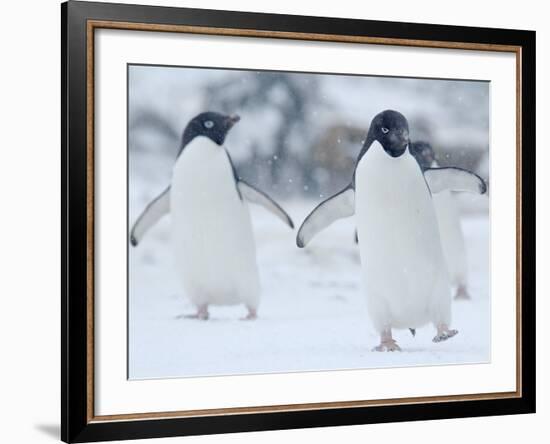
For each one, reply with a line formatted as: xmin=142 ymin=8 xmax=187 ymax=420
xmin=226 ymin=114 xmax=240 ymax=128
xmin=400 ymin=129 xmax=410 ymax=147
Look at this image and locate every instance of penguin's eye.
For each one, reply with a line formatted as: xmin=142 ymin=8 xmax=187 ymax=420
xmin=204 ymin=120 xmax=214 ymax=129
xmin=381 ymin=127 xmax=389 ymax=134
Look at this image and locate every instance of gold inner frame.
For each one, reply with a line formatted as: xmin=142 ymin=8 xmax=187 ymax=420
xmin=85 ymin=19 xmax=523 ymax=423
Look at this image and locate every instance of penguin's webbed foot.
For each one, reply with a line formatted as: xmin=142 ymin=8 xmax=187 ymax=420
xmin=372 ymin=339 xmax=401 ymax=352
xmin=179 ymin=312 xmax=210 ymax=321
xmin=454 ymin=285 xmax=471 ymax=300
xmin=177 ymin=305 xmax=209 ymax=321
xmin=241 ymin=307 xmax=257 ymax=321
xmin=433 ymin=325 xmax=458 ymax=343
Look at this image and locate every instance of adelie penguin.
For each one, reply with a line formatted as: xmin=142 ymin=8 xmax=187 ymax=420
xmin=130 ymin=112 xmax=294 ymax=320
xmin=296 ymin=110 xmax=487 ymax=351
xmin=410 ymin=141 xmax=472 ymax=300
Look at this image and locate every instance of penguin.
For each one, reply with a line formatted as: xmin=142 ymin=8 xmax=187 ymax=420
xmin=130 ymin=112 xmax=294 ymax=320
xmin=296 ymin=110 xmax=486 ymax=351
xmin=410 ymin=141 xmax=471 ymax=300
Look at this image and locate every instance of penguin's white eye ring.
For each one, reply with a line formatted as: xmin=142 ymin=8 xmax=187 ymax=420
xmin=204 ymin=120 xmax=214 ymax=129
xmin=381 ymin=127 xmax=389 ymax=134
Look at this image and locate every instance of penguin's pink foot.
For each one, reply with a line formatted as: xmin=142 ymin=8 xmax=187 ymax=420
xmin=241 ymin=307 xmax=257 ymax=321
xmin=372 ymin=339 xmax=401 ymax=352
xmin=454 ymin=284 xmax=471 ymax=300
xmin=180 ymin=305 xmax=209 ymax=321
xmin=373 ymin=329 xmax=401 ymax=351
xmin=433 ymin=324 xmax=458 ymax=343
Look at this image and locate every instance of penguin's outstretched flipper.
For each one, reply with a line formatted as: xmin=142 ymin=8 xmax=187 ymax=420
xmin=130 ymin=186 xmax=170 ymax=247
xmin=296 ymin=186 xmax=355 ymax=248
xmin=424 ymin=167 xmax=487 ymax=195
xmin=237 ymin=180 xmax=294 ymax=229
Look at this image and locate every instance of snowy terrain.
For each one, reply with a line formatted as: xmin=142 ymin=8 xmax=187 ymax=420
xmin=128 ymin=195 xmax=490 ymax=380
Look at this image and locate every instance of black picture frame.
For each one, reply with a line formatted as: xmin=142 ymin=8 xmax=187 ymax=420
xmin=61 ymin=1 xmax=536 ymax=442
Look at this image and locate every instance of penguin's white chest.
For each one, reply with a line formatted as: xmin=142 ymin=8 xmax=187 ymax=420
xmin=355 ymin=142 xmax=449 ymax=329
xmin=432 ymin=190 xmax=467 ymax=286
xmin=170 ymin=137 xmax=259 ymax=307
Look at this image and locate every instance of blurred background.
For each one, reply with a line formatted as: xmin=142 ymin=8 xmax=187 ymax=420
xmin=128 ymin=65 xmax=490 ymax=203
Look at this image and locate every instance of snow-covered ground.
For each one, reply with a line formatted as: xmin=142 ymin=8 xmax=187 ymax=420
xmin=128 ymin=196 xmax=490 ymax=380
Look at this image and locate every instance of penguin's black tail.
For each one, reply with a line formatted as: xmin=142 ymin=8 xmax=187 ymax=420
xmin=409 ymin=328 xmax=416 ymax=337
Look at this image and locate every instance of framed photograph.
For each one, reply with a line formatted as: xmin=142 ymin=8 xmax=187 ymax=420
xmin=62 ymin=1 xmax=535 ymax=442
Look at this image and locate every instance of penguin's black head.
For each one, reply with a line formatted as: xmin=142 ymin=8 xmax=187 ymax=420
xmin=364 ymin=110 xmax=410 ymax=158
xmin=410 ymin=141 xmax=436 ymax=170
xmin=180 ymin=111 xmax=240 ymax=150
